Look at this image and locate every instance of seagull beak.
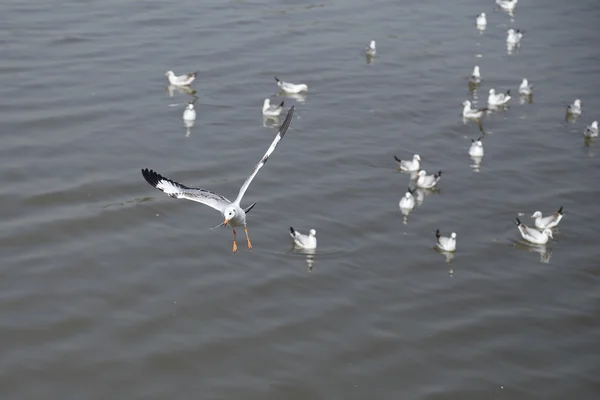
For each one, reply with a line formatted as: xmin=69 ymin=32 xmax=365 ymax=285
xmin=223 ymin=219 xmax=230 ymax=225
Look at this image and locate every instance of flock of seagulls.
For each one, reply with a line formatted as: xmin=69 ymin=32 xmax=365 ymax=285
xmin=139 ymin=1 xmax=588 ymax=262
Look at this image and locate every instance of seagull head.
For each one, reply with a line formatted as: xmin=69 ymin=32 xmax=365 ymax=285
xmin=462 ymin=100 xmax=471 ymax=107
xmin=543 ymin=229 xmax=553 ymax=239
xmin=298 ymin=84 xmax=308 ymax=92
xmin=413 ymin=154 xmax=421 ymax=161
xmin=309 ymin=229 xmax=317 ymax=237
xmin=473 ymin=65 xmax=480 ymax=77
xmin=369 ymin=40 xmax=376 ymax=50
xmin=263 ymin=98 xmax=271 ymax=110
xmin=450 ymin=232 xmax=457 ymax=239
xmin=186 ymin=103 xmax=195 ymax=110
xmin=404 ymin=191 xmax=413 ymax=199
xmin=530 ymin=211 xmax=542 ymax=219
xmin=489 ymin=88 xmax=496 ymax=95
xmin=480 ymin=12 xmax=486 ymax=17
xmin=521 ymin=78 xmax=529 ymax=86
xmin=574 ymin=99 xmax=582 ymax=107
xmin=592 ymin=121 xmax=598 ymax=129
xmin=223 ymin=206 xmax=237 ymax=225
xmin=417 ymin=170 xmax=427 ymax=177
xmin=165 ymin=70 xmax=175 ymax=77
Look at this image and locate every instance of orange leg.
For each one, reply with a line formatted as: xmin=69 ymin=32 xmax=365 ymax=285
xmin=244 ymin=226 xmax=252 ymax=250
xmin=232 ymin=229 xmax=238 ymax=253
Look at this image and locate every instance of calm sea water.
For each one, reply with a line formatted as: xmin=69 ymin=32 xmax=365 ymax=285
xmin=1 ymin=0 xmax=599 ymax=398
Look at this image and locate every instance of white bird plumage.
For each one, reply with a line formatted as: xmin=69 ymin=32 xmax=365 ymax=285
xmin=183 ymin=101 xmax=196 ymax=121
xmin=469 ymin=137 xmax=484 ymax=157
xmin=165 ymin=70 xmax=197 ymax=86
xmin=462 ymin=100 xmax=488 ymax=119
xmin=141 ymin=106 xmax=295 ymax=253
xmin=497 ymin=0 xmax=518 ymax=11
xmin=515 ymin=217 xmax=553 ymax=245
xmin=469 ymin=66 xmax=481 ymax=84
xmin=531 ymin=207 xmax=564 ymax=230
xmin=488 ymin=88 xmax=512 ymax=106
xmin=584 ymin=120 xmax=598 ymax=138
xmin=365 ymin=40 xmax=376 ymax=56
xmin=290 ymin=227 xmax=317 ymax=249
xmin=274 ymin=77 xmax=308 ymax=94
xmin=436 ymin=230 xmax=457 ymax=252
xmin=476 ymin=13 xmax=487 ymax=28
xmin=507 ymin=29 xmax=523 ymax=45
xmin=519 ymin=78 xmax=533 ymax=96
xmin=416 ymin=170 xmax=442 ymax=189
xmin=567 ymin=99 xmax=582 ymax=116
xmin=262 ymin=99 xmax=284 ymax=117
xmin=399 ymin=188 xmax=416 ymax=210
xmin=394 ymin=154 xmax=421 ymax=172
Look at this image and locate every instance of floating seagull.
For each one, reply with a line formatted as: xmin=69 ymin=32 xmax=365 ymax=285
xmin=531 ymin=206 xmax=564 ymax=230
xmin=506 ymin=29 xmax=523 ymax=45
xmin=436 ymin=229 xmax=457 ymax=252
xmin=462 ymin=100 xmax=488 ymax=119
xmin=183 ymin=98 xmax=197 ymax=121
xmin=394 ymin=154 xmax=421 ymax=172
xmin=141 ymin=106 xmax=295 ymax=253
xmin=416 ymin=170 xmax=442 ymax=189
xmin=518 ymin=79 xmax=533 ymax=96
xmin=165 ymin=70 xmax=197 ymax=86
xmin=584 ymin=121 xmax=598 ymax=137
xmin=274 ymin=77 xmax=308 ymax=94
xmin=497 ymin=0 xmax=518 ymax=11
xmin=515 ymin=217 xmax=553 ymax=245
xmin=567 ymin=99 xmax=582 ymax=116
xmin=365 ymin=40 xmax=376 ymax=57
xmin=476 ymin=13 xmax=487 ymax=29
xmin=262 ymin=99 xmax=284 ymax=117
xmin=290 ymin=227 xmax=317 ymax=250
xmin=469 ymin=65 xmax=481 ymax=84
xmin=399 ymin=188 xmax=416 ymax=210
xmin=469 ymin=136 xmax=484 ymax=157
xmin=488 ymin=88 xmax=512 ymax=106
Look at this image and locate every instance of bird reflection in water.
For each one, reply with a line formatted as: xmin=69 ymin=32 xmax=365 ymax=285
xmin=435 ymin=247 xmax=455 ymax=264
xmin=165 ymin=84 xmax=197 ymax=98
xmin=513 ymin=241 xmax=552 ymax=264
xmin=262 ymin=115 xmax=280 ymax=129
xmin=470 ymin=155 xmax=483 ymax=172
xmin=279 ymin=91 xmax=307 ymax=104
xmin=293 ymin=248 xmax=316 ymax=272
xmin=184 ymin=119 xmax=194 ymax=137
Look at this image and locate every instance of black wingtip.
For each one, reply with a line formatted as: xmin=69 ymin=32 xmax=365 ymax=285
xmin=506 ymin=89 xmax=511 ymax=95
xmin=279 ymin=101 xmax=285 ymax=108
xmin=515 ymin=217 xmax=521 ymax=226
xmin=408 ymin=187 xmax=414 ymax=194
xmin=437 ymin=170 xmax=443 ymax=177
xmin=244 ymin=202 xmax=257 ymax=214
xmin=435 ymin=229 xmax=441 ymax=239
xmin=394 ymin=155 xmax=402 ymax=163
xmin=274 ymin=76 xmax=280 ymax=82
xmin=557 ymin=206 xmax=563 ymax=215
xmin=141 ymin=168 xmax=160 ymax=188
xmin=290 ymin=226 xmax=295 ymax=234
xmin=277 ymin=106 xmax=294 ymax=139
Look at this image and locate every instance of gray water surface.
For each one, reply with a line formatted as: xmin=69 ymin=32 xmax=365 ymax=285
xmin=1 ymin=0 xmax=600 ymax=398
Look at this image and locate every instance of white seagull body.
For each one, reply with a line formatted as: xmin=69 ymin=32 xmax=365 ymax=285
xmin=365 ymin=40 xmax=376 ymax=56
xmin=399 ymin=188 xmax=416 ymax=210
xmin=469 ymin=65 xmax=481 ymax=84
xmin=469 ymin=137 xmax=484 ymax=157
xmin=519 ymin=79 xmax=533 ymax=96
xmin=262 ymin=99 xmax=284 ymax=117
xmin=476 ymin=13 xmax=487 ymax=28
xmin=507 ymin=29 xmax=523 ymax=45
xmin=567 ymin=99 xmax=582 ymax=116
xmin=165 ymin=70 xmax=197 ymax=86
xmin=183 ymin=101 xmax=196 ymax=121
xmin=497 ymin=0 xmax=518 ymax=11
xmin=290 ymin=227 xmax=317 ymax=249
xmin=141 ymin=106 xmax=295 ymax=253
xmin=584 ymin=121 xmax=598 ymax=137
xmin=531 ymin=207 xmax=564 ymax=230
xmin=488 ymin=88 xmax=512 ymax=106
xmin=515 ymin=217 xmax=553 ymax=245
xmin=394 ymin=154 xmax=421 ymax=172
xmin=274 ymin=77 xmax=308 ymax=94
xmin=416 ymin=170 xmax=442 ymax=189
xmin=462 ymin=100 xmax=488 ymax=119
xmin=436 ymin=229 xmax=457 ymax=252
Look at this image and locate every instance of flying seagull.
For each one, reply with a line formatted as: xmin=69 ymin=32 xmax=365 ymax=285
xmin=142 ymin=106 xmax=295 ymax=253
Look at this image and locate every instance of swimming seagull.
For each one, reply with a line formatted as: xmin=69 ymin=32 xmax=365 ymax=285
xmin=365 ymin=40 xmax=376 ymax=57
xmin=416 ymin=170 xmax=442 ymax=189
xmin=507 ymin=29 xmax=523 ymax=45
xmin=469 ymin=136 xmax=484 ymax=157
xmin=462 ymin=100 xmax=488 ymax=119
xmin=515 ymin=217 xmax=553 ymax=245
xmin=567 ymin=99 xmax=582 ymax=116
xmin=496 ymin=0 xmax=518 ymax=11
xmin=183 ymin=98 xmax=197 ymax=121
xmin=274 ymin=77 xmax=308 ymax=94
xmin=394 ymin=154 xmax=421 ymax=172
xmin=436 ymin=229 xmax=457 ymax=252
xmin=262 ymin=99 xmax=284 ymax=117
xmin=519 ymin=79 xmax=533 ymax=96
xmin=469 ymin=66 xmax=481 ymax=84
xmin=141 ymin=106 xmax=295 ymax=253
xmin=399 ymin=188 xmax=416 ymax=210
xmin=531 ymin=206 xmax=564 ymax=230
xmin=476 ymin=13 xmax=487 ymax=29
xmin=488 ymin=88 xmax=512 ymax=106
xmin=584 ymin=121 xmax=598 ymax=137
xmin=165 ymin=70 xmax=198 ymax=86
xmin=289 ymin=227 xmax=317 ymax=250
